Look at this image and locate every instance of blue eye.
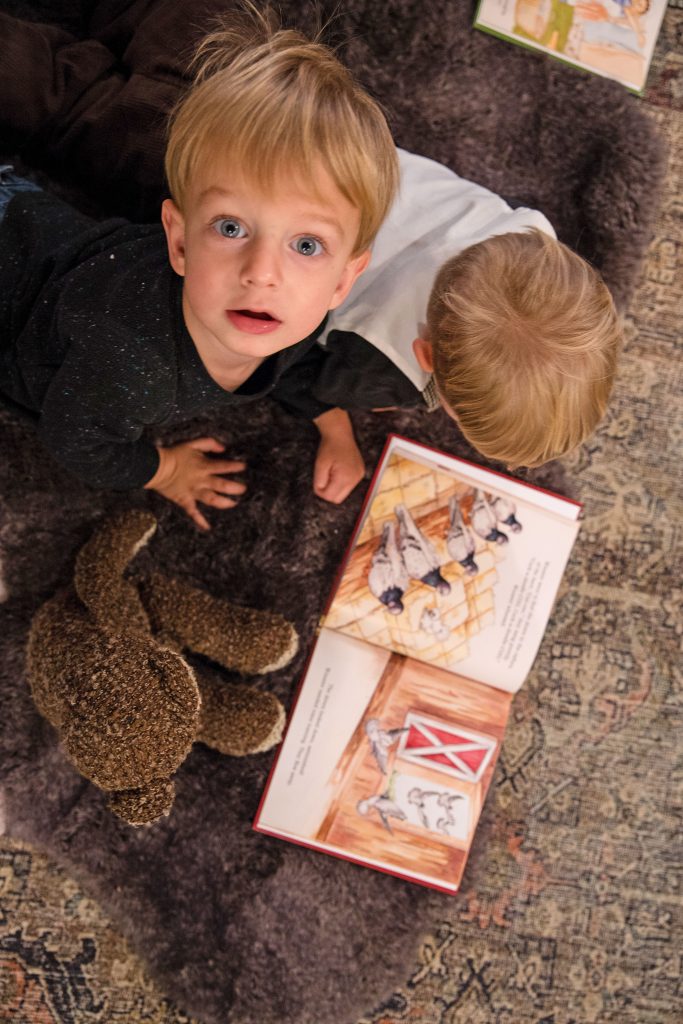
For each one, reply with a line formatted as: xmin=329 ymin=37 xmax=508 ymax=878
xmin=214 ymin=218 xmax=246 ymax=239
xmin=293 ymin=236 xmax=323 ymax=257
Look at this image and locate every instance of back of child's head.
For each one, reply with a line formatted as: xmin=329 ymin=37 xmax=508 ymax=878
xmin=165 ymin=2 xmax=398 ymax=255
xmin=427 ymin=229 xmax=622 ymax=467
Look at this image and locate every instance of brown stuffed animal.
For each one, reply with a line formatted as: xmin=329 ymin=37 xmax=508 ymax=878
xmin=26 ymin=509 xmax=298 ymax=825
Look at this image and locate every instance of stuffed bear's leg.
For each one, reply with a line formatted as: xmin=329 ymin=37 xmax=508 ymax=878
xmin=196 ymin=674 xmax=286 ymax=756
xmin=143 ymin=573 xmax=299 ymax=677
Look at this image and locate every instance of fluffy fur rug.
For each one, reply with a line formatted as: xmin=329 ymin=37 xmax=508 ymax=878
xmin=0 ymin=2 xmax=668 ymax=1023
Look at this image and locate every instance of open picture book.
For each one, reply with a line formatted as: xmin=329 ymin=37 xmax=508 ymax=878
xmin=474 ymin=0 xmax=667 ymax=95
xmin=255 ymin=436 xmax=581 ymax=893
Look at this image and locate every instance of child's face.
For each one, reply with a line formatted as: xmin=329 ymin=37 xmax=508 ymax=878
xmin=162 ymin=163 xmax=369 ymax=366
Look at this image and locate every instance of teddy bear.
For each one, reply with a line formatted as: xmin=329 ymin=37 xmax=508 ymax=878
xmin=26 ymin=508 xmax=298 ymax=826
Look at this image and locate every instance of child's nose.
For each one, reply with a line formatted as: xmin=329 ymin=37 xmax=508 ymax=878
xmin=239 ymin=238 xmax=281 ymax=287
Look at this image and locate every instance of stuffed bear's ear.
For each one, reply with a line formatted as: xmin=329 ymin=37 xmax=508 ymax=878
xmin=74 ymin=510 xmax=157 ymax=632
xmin=108 ymin=779 xmax=176 ymax=826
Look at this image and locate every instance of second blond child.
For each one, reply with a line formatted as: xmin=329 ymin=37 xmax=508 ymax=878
xmin=315 ymin=148 xmax=622 ymax=470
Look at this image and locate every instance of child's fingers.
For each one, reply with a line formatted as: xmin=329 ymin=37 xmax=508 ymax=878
xmin=325 ymin=480 xmax=351 ymax=504
xmin=315 ymin=477 xmax=344 ymax=504
xmin=203 ymin=493 xmax=239 ymax=510
xmin=206 ymin=458 xmax=247 ymax=476
xmin=191 ymin=511 xmax=211 ymax=531
xmin=210 ymin=477 xmax=246 ymax=498
xmin=333 ymin=481 xmax=355 ymax=503
xmin=315 ymin=465 xmax=363 ymax=504
xmin=189 ymin=436 xmax=226 ymax=454
xmin=313 ymin=459 xmax=332 ymax=494
xmin=181 ymin=497 xmax=211 ymax=532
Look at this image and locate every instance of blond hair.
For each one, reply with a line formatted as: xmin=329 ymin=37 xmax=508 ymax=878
xmin=427 ymin=229 xmax=621 ymax=467
xmin=165 ymin=4 xmax=398 ymax=255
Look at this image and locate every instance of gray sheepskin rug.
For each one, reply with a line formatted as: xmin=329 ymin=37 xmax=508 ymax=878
xmin=0 ymin=1 xmax=665 ymax=1022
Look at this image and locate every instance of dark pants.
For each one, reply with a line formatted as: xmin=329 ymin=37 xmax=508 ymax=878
xmin=0 ymin=167 xmax=43 ymax=421
xmin=0 ymin=1 xmax=218 ymax=220
xmin=0 ymin=167 xmax=41 ymax=221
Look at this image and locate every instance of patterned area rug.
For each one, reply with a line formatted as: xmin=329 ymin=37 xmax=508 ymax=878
xmin=1 ymin=7 xmax=682 ymax=1024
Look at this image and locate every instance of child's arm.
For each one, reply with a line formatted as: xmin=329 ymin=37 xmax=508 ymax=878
xmin=312 ymin=407 xmax=365 ymax=504
xmin=144 ymin=437 xmax=246 ymax=532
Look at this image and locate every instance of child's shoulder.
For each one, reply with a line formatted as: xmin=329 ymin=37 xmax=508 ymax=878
xmin=3 ymin=189 xmax=163 ymax=267
xmin=2 ymin=190 xmax=168 ymax=300
xmin=61 ymin=230 xmax=181 ymax=356
xmin=12 ymin=194 xmax=175 ymax=334
xmin=0 ymin=190 xmax=93 ymax=278
xmin=3 ymin=192 xmax=180 ymax=367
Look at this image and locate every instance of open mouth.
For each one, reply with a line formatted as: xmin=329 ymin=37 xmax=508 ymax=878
xmin=236 ymin=309 xmax=276 ymax=321
xmin=226 ymin=308 xmax=282 ymax=334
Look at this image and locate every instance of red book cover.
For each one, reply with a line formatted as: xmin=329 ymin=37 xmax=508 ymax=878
xmin=255 ymin=435 xmax=581 ymax=893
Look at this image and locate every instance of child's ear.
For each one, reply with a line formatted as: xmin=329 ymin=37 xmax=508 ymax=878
xmin=413 ymin=336 xmax=434 ymax=373
xmin=329 ymin=250 xmax=371 ymax=309
xmin=161 ymin=199 xmax=186 ymax=277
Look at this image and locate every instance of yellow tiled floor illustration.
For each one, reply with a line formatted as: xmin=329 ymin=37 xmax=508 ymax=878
xmin=326 ymin=454 xmax=509 ymax=670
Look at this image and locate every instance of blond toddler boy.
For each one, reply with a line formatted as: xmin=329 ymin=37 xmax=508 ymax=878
xmin=315 ymin=147 xmax=621 ymax=470
xmin=0 ymin=12 xmax=397 ymax=529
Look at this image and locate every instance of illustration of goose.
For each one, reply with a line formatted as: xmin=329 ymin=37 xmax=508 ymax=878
xmin=364 ymin=718 xmax=409 ymax=774
xmin=490 ymin=495 xmax=523 ymax=533
xmin=367 ymin=521 xmax=410 ymax=615
xmin=357 ymin=783 xmax=407 ymax=834
xmin=446 ymin=496 xmax=479 ymax=575
xmin=470 ymin=489 xmax=508 ymax=545
xmin=394 ymin=504 xmax=451 ymax=594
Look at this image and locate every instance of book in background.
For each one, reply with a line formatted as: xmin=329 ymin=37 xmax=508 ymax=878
xmin=474 ymin=0 xmax=668 ymax=95
xmin=255 ymin=436 xmax=581 ymax=893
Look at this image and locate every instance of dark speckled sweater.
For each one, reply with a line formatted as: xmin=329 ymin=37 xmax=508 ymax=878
xmin=0 ymin=192 xmax=333 ymax=489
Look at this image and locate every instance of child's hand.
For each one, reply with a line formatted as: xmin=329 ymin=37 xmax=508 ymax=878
xmin=313 ymin=408 xmax=365 ymax=504
xmin=145 ymin=437 xmax=246 ymax=531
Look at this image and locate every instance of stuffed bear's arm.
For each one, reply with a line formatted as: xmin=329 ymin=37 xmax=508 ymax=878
xmin=143 ymin=573 xmax=298 ymax=677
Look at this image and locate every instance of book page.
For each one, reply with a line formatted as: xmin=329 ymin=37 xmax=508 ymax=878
xmin=257 ymin=628 xmax=512 ymax=892
xmin=475 ymin=0 xmax=667 ymax=94
xmin=258 ymin=630 xmax=391 ymax=836
xmin=324 ymin=440 xmax=580 ymax=693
